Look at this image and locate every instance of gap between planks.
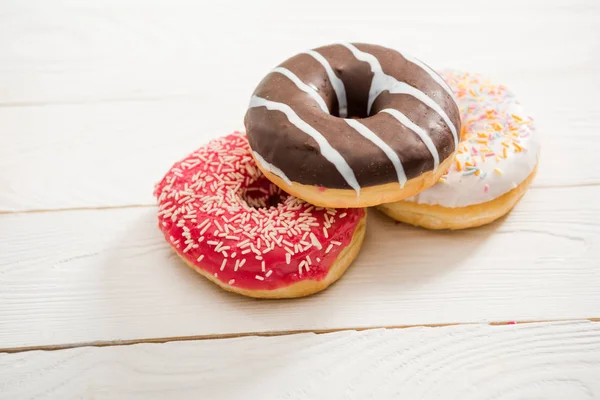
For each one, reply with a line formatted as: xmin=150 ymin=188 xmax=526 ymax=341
xmin=1 ymin=183 xmax=599 ymax=215
xmin=2 ymin=317 xmax=598 ymax=355
xmin=0 ymin=93 xmax=211 ymax=108
xmin=0 ymin=203 xmax=154 ymax=215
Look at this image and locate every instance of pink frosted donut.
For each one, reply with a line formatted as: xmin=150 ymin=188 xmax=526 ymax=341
xmin=154 ymin=132 xmax=366 ymax=298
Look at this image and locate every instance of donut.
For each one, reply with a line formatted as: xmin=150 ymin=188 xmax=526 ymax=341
xmin=154 ymin=132 xmax=367 ymax=298
xmin=244 ymin=43 xmax=461 ymax=208
xmin=378 ymin=71 xmax=540 ymax=229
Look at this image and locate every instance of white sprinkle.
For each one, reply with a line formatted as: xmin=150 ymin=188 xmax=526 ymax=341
xmin=250 ymin=243 xmax=261 ymax=255
xmin=339 ymin=213 xmax=347 ymax=219
xmin=316 ymin=257 xmax=321 ymax=263
xmin=228 ymin=279 xmax=235 ymax=285
xmin=309 ymin=233 xmax=323 ymax=249
xmin=331 ymin=240 xmax=342 ymax=246
xmin=286 ymin=253 xmax=291 ymax=265
xmin=225 ymin=235 xmax=240 ymax=240
xmin=261 ymin=260 xmax=266 ymax=272
xmin=306 ymin=255 xmax=312 ymax=265
xmin=255 ymin=275 xmax=264 ymax=281
xmin=231 ymin=252 xmax=237 ymax=258
xmin=200 ymin=222 xmax=212 ymax=235
xmin=239 ymin=259 xmax=246 ymax=268
xmin=220 ymin=259 xmax=227 ymax=271
xmin=299 ymin=260 xmax=308 ymax=274
xmin=234 ymin=259 xmax=240 ymax=271
xmin=196 ymin=255 xmax=204 ymax=262
xmin=266 ymin=270 xmax=273 ymax=278
xmin=214 ymin=220 xmax=223 ymax=232
xmin=323 ymin=227 xmax=329 ymax=238
xmin=325 ymin=244 xmax=334 ymax=254
xmin=241 ymin=249 xmax=252 ymax=255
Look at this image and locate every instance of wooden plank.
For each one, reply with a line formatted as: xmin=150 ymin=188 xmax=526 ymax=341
xmin=0 ymin=93 xmax=599 ymax=211
xmin=0 ymin=0 xmax=598 ymax=211
xmin=1 ymin=185 xmax=598 ymax=350
xmin=1 ymin=321 xmax=599 ymax=399
xmin=0 ymin=0 xmax=597 ymax=104
xmin=0 ymin=100 xmax=236 ymax=211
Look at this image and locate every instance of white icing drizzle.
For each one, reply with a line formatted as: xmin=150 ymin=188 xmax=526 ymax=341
xmin=398 ymin=52 xmax=458 ymax=104
xmin=340 ymin=43 xmax=459 ymax=147
xmin=380 ymin=108 xmax=440 ymax=171
xmin=271 ymin=67 xmax=329 ymax=113
xmin=248 ymin=95 xmax=361 ymax=194
xmin=252 ymin=151 xmax=292 ymax=185
xmin=387 ymin=84 xmax=458 ymax=148
xmin=344 ymin=119 xmax=407 ymax=187
xmin=303 ymin=50 xmax=348 ymax=118
xmin=406 ymin=71 xmax=541 ymax=208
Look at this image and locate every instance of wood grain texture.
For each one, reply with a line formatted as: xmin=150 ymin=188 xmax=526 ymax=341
xmin=0 ymin=0 xmax=598 ymax=104
xmin=1 ymin=321 xmax=599 ymax=399
xmin=0 ymin=99 xmax=598 ymax=211
xmin=0 ymin=0 xmax=599 ymax=211
xmin=1 ymin=185 xmax=599 ymax=350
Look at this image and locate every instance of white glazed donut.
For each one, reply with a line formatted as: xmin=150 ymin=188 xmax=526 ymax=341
xmin=378 ymin=70 xmax=541 ymax=229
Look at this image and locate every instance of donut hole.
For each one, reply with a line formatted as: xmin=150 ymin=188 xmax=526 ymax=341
xmin=240 ymin=175 xmax=289 ymax=209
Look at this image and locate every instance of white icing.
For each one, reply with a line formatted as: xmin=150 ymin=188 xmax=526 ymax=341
xmin=340 ymin=43 xmax=459 ymax=147
xmin=386 ymin=84 xmax=458 ymax=148
xmin=271 ymin=67 xmax=329 ymax=113
xmin=248 ymin=95 xmax=361 ymax=194
xmin=380 ymin=108 xmax=440 ymax=171
xmin=344 ymin=119 xmax=407 ymax=187
xmin=252 ymin=151 xmax=292 ymax=185
xmin=398 ymin=52 xmax=458 ymax=104
xmin=406 ymin=71 xmax=541 ymax=208
xmin=303 ymin=50 xmax=348 ymax=118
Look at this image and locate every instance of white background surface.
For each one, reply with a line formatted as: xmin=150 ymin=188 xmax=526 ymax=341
xmin=1 ymin=0 xmax=599 ymax=398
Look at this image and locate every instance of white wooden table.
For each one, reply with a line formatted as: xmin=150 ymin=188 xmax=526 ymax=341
xmin=1 ymin=0 xmax=599 ymax=398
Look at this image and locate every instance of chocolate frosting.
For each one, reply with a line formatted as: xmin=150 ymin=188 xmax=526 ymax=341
xmin=244 ymin=43 xmax=461 ymax=190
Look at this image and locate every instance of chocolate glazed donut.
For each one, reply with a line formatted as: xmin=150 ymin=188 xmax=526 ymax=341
xmin=244 ymin=43 xmax=461 ymax=208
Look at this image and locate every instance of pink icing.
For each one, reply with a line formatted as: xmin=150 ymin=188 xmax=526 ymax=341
xmin=154 ymin=132 xmax=364 ymax=291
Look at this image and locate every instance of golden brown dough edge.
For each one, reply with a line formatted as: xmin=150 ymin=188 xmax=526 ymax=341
xmin=253 ymin=153 xmax=455 ymax=209
xmin=174 ymin=213 xmax=367 ymax=299
xmin=377 ymin=165 xmax=538 ymax=230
